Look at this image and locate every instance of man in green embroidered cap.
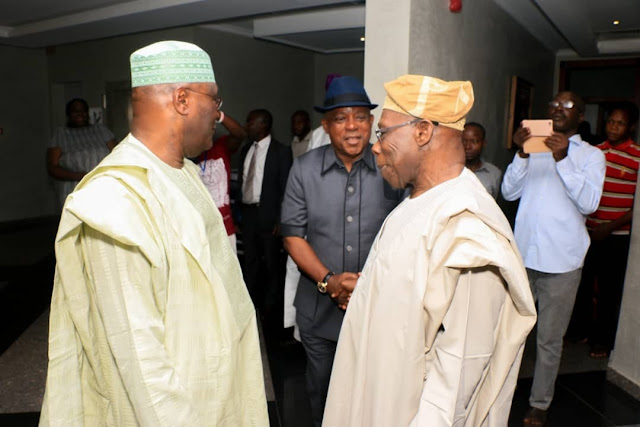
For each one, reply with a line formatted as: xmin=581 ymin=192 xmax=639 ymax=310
xmin=40 ymin=40 xmax=268 ymax=426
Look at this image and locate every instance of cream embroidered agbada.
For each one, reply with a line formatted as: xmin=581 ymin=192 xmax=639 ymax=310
xmin=40 ymin=135 xmax=268 ymax=426
xmin=323 ymin=169 xmax=536 ymax=427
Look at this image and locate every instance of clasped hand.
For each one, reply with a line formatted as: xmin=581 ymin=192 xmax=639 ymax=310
xmin=326 ymin=272 xmax=360 ymax=310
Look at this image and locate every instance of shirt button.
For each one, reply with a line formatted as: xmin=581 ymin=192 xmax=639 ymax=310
xmin=346 ymin=245 xmax=352 ymax=252
xmin=347 ymin=215 xmax=353 ymax=222
xmin=348 ymin=186 xmax=355 ymax=193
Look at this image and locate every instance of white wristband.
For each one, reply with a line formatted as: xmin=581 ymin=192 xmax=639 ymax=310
xmin=216 ymin=111 xmax=225 ymax=124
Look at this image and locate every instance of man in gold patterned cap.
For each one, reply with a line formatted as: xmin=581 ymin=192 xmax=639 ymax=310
xmin=40 ymin=41 xmax=268 ymax=426
xmin=323 ymin=75 xmax=536 ymax=427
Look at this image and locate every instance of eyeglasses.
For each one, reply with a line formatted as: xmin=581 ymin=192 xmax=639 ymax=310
xmin=375 ymin=118 xmax=429 ymax=141
xmin=185 ymin=88 xmax=223 ymax=109
xmin=548 ymin=100 xmax=575 ymax=109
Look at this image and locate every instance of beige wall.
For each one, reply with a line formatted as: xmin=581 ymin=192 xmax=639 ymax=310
xmin=46 ymin=26 xmax=365 ymax=146
xmin=363 ymin=0 xmax=412 ymax=125
xmin=365 ymin=0 xmax=555 ymax=222
xmin=410 ymin=0 xmax=555 ymax=170
xmin=1 ymin=26 xmax=365 ymax=222
xmin=0 ymin=1 xmax=557 ymax=222
xmin=195 ymin=27 xmax=316 ymax=142
xmin=47 ymin=27 xmax=195 ymax=132
xmin=312 ymin=52 xmax=365 ymax=125
xmin=365 ymin=0 xmax=555 ymax=171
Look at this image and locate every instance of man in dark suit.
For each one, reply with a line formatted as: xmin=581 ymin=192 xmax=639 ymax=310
xmin=239 ymin=109 xmax=292 ymax=329
xmin=280 ymin=77 xmax=404 ymax=426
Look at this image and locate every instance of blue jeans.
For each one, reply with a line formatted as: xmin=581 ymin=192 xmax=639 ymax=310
xmin=528 ymin=268 xmax=582 ymax=410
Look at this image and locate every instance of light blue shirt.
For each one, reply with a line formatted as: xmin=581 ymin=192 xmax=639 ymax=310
xmin=501 ymin=134 xmax=605 ymax=273
xmin=473 ymin=160 xmax=502 ymax=199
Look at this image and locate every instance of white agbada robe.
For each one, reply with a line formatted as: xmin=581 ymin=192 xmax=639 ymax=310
xmin=323 ymin=169 xmax=536 ymax=427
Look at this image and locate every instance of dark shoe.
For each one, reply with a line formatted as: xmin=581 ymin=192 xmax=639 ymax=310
xmin=589 ymin=344 xmax=609 ymax=359
xmin=523 ymin=406 xmax=548 ymax=426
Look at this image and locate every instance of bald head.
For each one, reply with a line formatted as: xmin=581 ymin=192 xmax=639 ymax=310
xmin=132 ymin=84 xmax=175 ymax=112
xmin=130 ymin=83 xmax=181 ymax=133
xmin=130 ymin=81 xmax=219 ymax=167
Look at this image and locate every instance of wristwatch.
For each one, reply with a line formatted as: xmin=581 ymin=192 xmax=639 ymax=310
xmin=317 ymin=271 xmax=335 ymax=294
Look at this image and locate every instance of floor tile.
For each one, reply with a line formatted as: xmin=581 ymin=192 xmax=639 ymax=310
xmin=2 ymin=223 xmax=640 ymax=427
xmin=558 ymin=372 xmax=640 ymax=426
xmin=0 ymin=412 xmax=40 ymax=427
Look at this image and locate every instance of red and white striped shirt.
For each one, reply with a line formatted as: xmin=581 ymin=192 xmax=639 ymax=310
xmin=587 ymin=138 xmax=640 ymax=235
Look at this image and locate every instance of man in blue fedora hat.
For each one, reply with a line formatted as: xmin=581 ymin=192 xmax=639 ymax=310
xmin=280 ymin=76 xmax=405 ymax=426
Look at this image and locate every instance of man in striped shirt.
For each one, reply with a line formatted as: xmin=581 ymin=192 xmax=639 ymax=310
xmin=577 ymin=102 xmax=639 ymax=358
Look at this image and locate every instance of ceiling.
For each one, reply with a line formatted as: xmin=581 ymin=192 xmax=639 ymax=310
xmin=0 ymin=0 xmax=639 ymax=56
xmin=495 ymin=0 xmax=640 ymax=56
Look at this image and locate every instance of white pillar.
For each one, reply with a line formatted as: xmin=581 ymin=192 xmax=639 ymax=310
xmin=363 ymin=0 xmax=412 ymax=129
xmin=609 ymin=180 xmax=640 ymax=391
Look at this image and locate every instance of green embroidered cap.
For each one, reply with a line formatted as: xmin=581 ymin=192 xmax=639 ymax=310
xmin=130 ymin=40 xmax=216 ymax=88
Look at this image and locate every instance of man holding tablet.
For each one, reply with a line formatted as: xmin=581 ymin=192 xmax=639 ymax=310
xmin=502 ymin=91 xmax=605 ymax=426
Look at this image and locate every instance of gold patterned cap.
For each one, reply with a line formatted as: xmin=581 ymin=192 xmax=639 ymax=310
xmin=130 ymin=40 xmax=215 ymax=88
xmin=383 ymin=75 xmax=474 ymax=131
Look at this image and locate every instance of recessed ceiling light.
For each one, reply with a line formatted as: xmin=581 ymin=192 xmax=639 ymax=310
xmin=613 ymin=20 xmax=620 ymax=25
xmin=360 ymin=36 xmax=365 ymax=42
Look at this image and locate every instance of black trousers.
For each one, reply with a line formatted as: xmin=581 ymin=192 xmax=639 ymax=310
xmin=240 ymin=204 xmax=283 ymax=321
xmin=298 ymin=328 xmax=337 ymax=427
xmin=570 ymin=234 xmax=630 ymax=351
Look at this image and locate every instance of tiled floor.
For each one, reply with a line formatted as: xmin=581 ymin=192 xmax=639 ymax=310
xmin=2 ymin=220 xmax=640 ymax=426
xmin=510 ymin=372 xmax=640 ymax=426
xmin=265 ymin=335 xmax=640 ymax=427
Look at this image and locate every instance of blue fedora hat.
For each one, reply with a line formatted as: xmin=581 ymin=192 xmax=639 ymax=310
xmin=314 ymin=76 xmax=378 ymax=113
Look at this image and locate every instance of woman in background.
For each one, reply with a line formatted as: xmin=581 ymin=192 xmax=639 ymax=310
xmin=47 ymin=98 xmax=117 ymax=209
